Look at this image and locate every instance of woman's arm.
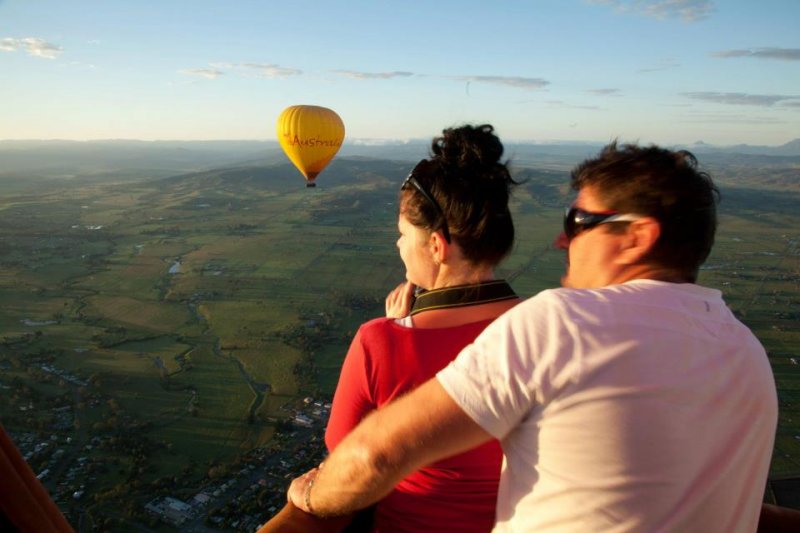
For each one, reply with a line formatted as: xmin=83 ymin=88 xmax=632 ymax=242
xmin=257 ymin=501 xmax=353 ymax=533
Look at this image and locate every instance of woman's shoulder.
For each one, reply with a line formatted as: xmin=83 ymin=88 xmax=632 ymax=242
xmin=358 ymin=316 xmax=395 ymax=334
xmin=356 ymin=315 xmax=503 ymax=348
xmin=353 ymin=317 xmax=403 ymax=346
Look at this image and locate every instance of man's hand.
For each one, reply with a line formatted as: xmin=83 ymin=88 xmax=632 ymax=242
xmin=385 ymin=282 xmax=416 ymax=318
xmin=287 ymin=467 xmax=319 ymax=514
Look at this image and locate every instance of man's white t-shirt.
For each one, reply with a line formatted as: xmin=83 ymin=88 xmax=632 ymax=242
xmin=438 ymin=280 xmax=777 ymax=532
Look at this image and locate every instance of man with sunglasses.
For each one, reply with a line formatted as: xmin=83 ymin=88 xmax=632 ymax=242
xmin=287 ymin=142 xmax=777 ymax=532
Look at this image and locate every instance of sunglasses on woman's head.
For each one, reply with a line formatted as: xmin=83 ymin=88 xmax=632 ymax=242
xmin=563 ymin=206 xmax=642 ymax=240
xmin=401 ymin=162 xmax=452 ymax=243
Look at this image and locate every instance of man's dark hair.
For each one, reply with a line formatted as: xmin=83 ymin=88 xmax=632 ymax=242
xmin=571 ymin=141 xmax=719 ymax=282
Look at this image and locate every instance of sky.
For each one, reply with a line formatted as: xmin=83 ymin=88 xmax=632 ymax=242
xmin=1 ymin=0 xmax=798 ymax=146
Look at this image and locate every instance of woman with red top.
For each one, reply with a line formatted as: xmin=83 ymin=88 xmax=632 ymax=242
xmin=323 ymin=124 xmax=521 ymax=532
xmin=259 ymin=124 xmax=520 ymax=533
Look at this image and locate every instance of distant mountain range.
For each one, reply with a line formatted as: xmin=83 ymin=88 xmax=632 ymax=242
xmin=0 ymin=138 xmax=798 ymax=180
xmin=0 ymin=140 xmax=279 ymax=178
xmin=347 ymin=137 xmax=800 ymax=157
xmin=683 ymin=138 xmax=800 ymax=157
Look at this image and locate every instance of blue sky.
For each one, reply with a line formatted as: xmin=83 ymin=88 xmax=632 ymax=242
xmin=1 ymin=0 xmax=798 ymax=146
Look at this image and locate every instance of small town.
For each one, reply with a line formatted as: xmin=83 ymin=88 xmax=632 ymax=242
xmin=8 ymin=392 xmax=331 ymax=532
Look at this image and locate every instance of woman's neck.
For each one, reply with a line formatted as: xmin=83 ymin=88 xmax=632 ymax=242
xmin=429 ymin=264 xmax=495 ymax=290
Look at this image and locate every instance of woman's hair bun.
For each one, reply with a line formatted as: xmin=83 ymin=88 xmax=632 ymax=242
xmin=431 ymin=124 xmax=504 ymax=171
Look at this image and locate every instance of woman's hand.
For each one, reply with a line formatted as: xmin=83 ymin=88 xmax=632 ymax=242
xmin=385 ymin=282 xmax=416 ymax=318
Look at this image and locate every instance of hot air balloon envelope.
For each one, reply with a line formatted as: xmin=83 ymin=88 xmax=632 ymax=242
xmin=276 ymin=105 xmax=345 ymax=187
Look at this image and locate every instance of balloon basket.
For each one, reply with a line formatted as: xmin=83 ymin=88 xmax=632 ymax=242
xmin=306 ymin=182 xmax=316 ymax=188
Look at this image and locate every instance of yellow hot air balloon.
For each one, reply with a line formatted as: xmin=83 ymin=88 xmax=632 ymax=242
xmin=276 ymin=105 xmax=345 ymax=187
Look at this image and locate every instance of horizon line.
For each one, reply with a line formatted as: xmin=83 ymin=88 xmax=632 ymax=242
xmin=0 ymin=137 xmax=798 ymax=149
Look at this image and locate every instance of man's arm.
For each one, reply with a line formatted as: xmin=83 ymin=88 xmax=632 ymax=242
xmin=287 ymin=377 xmax=493 ymax=517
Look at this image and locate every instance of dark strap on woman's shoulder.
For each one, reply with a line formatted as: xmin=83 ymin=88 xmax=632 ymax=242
xmin=410 ymin=280 xmax=516 ymax=316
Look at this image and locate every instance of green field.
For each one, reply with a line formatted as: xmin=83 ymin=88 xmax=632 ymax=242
xmin=0 ymin=157 xmax=798 ymax=525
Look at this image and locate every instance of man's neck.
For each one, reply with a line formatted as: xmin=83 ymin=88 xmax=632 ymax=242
xmin=609 ymin=264 xmax=691 ymax=286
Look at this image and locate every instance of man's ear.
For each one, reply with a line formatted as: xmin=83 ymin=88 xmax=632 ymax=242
xmin=617 ymin=218 xmax=660 ymax=265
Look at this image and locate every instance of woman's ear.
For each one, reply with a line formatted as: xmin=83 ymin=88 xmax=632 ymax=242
xmin=429 ymin=230 xmax=449 ymax=265
xmin=617 ymin=217 xmax=660 ymax=265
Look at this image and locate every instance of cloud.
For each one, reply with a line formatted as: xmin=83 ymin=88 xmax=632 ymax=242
xmin=637 ymin=59 xmax=680 ymax=73
xmin=1 ymin=37 xmax=62 ymax=59
xmin=712 ymin=47 xmax=800 ymax=61
xmin=586 ymin=0 xmax=714 ymax=22
xmin=545 ymin=100 xmax=601 ymax=110
xmin=586 ymin=88 xmax=621 ymax=96
xmin=209 ymin=62 xmax=302 ymax=78
xmin=240 ymin=63 xmax=302 ymax=78
xmin=181 ymin=68 xmax=224 ymax=79
xmin=451 ymin=75 xmax=550 ymax=91
xmin=331 ymin=69 xmax=414 ymax=80
xmin=682 ymin=92 xmax=799 ymax=107
xmin=182 ymin=63 xmax=302 ymax=80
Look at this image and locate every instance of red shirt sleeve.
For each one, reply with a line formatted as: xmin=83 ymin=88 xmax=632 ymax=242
xmin=324 ymin=326 xmax=376 ymax=451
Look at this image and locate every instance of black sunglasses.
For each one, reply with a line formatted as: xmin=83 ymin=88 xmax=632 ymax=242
xmin=401 ymin=162 xmax=452 ymax=243
xmin=563 ymin=206 xmax=642 ymax=240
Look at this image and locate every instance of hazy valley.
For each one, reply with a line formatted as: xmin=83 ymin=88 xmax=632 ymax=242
xmin=1 ymin=141 xmax=798 ymax=531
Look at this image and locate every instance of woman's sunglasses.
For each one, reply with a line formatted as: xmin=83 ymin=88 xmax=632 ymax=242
xmin=401 ymin=162 xmax=452 ymax=243
xmin=563 ymin=206 xmax=642 ymax=240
